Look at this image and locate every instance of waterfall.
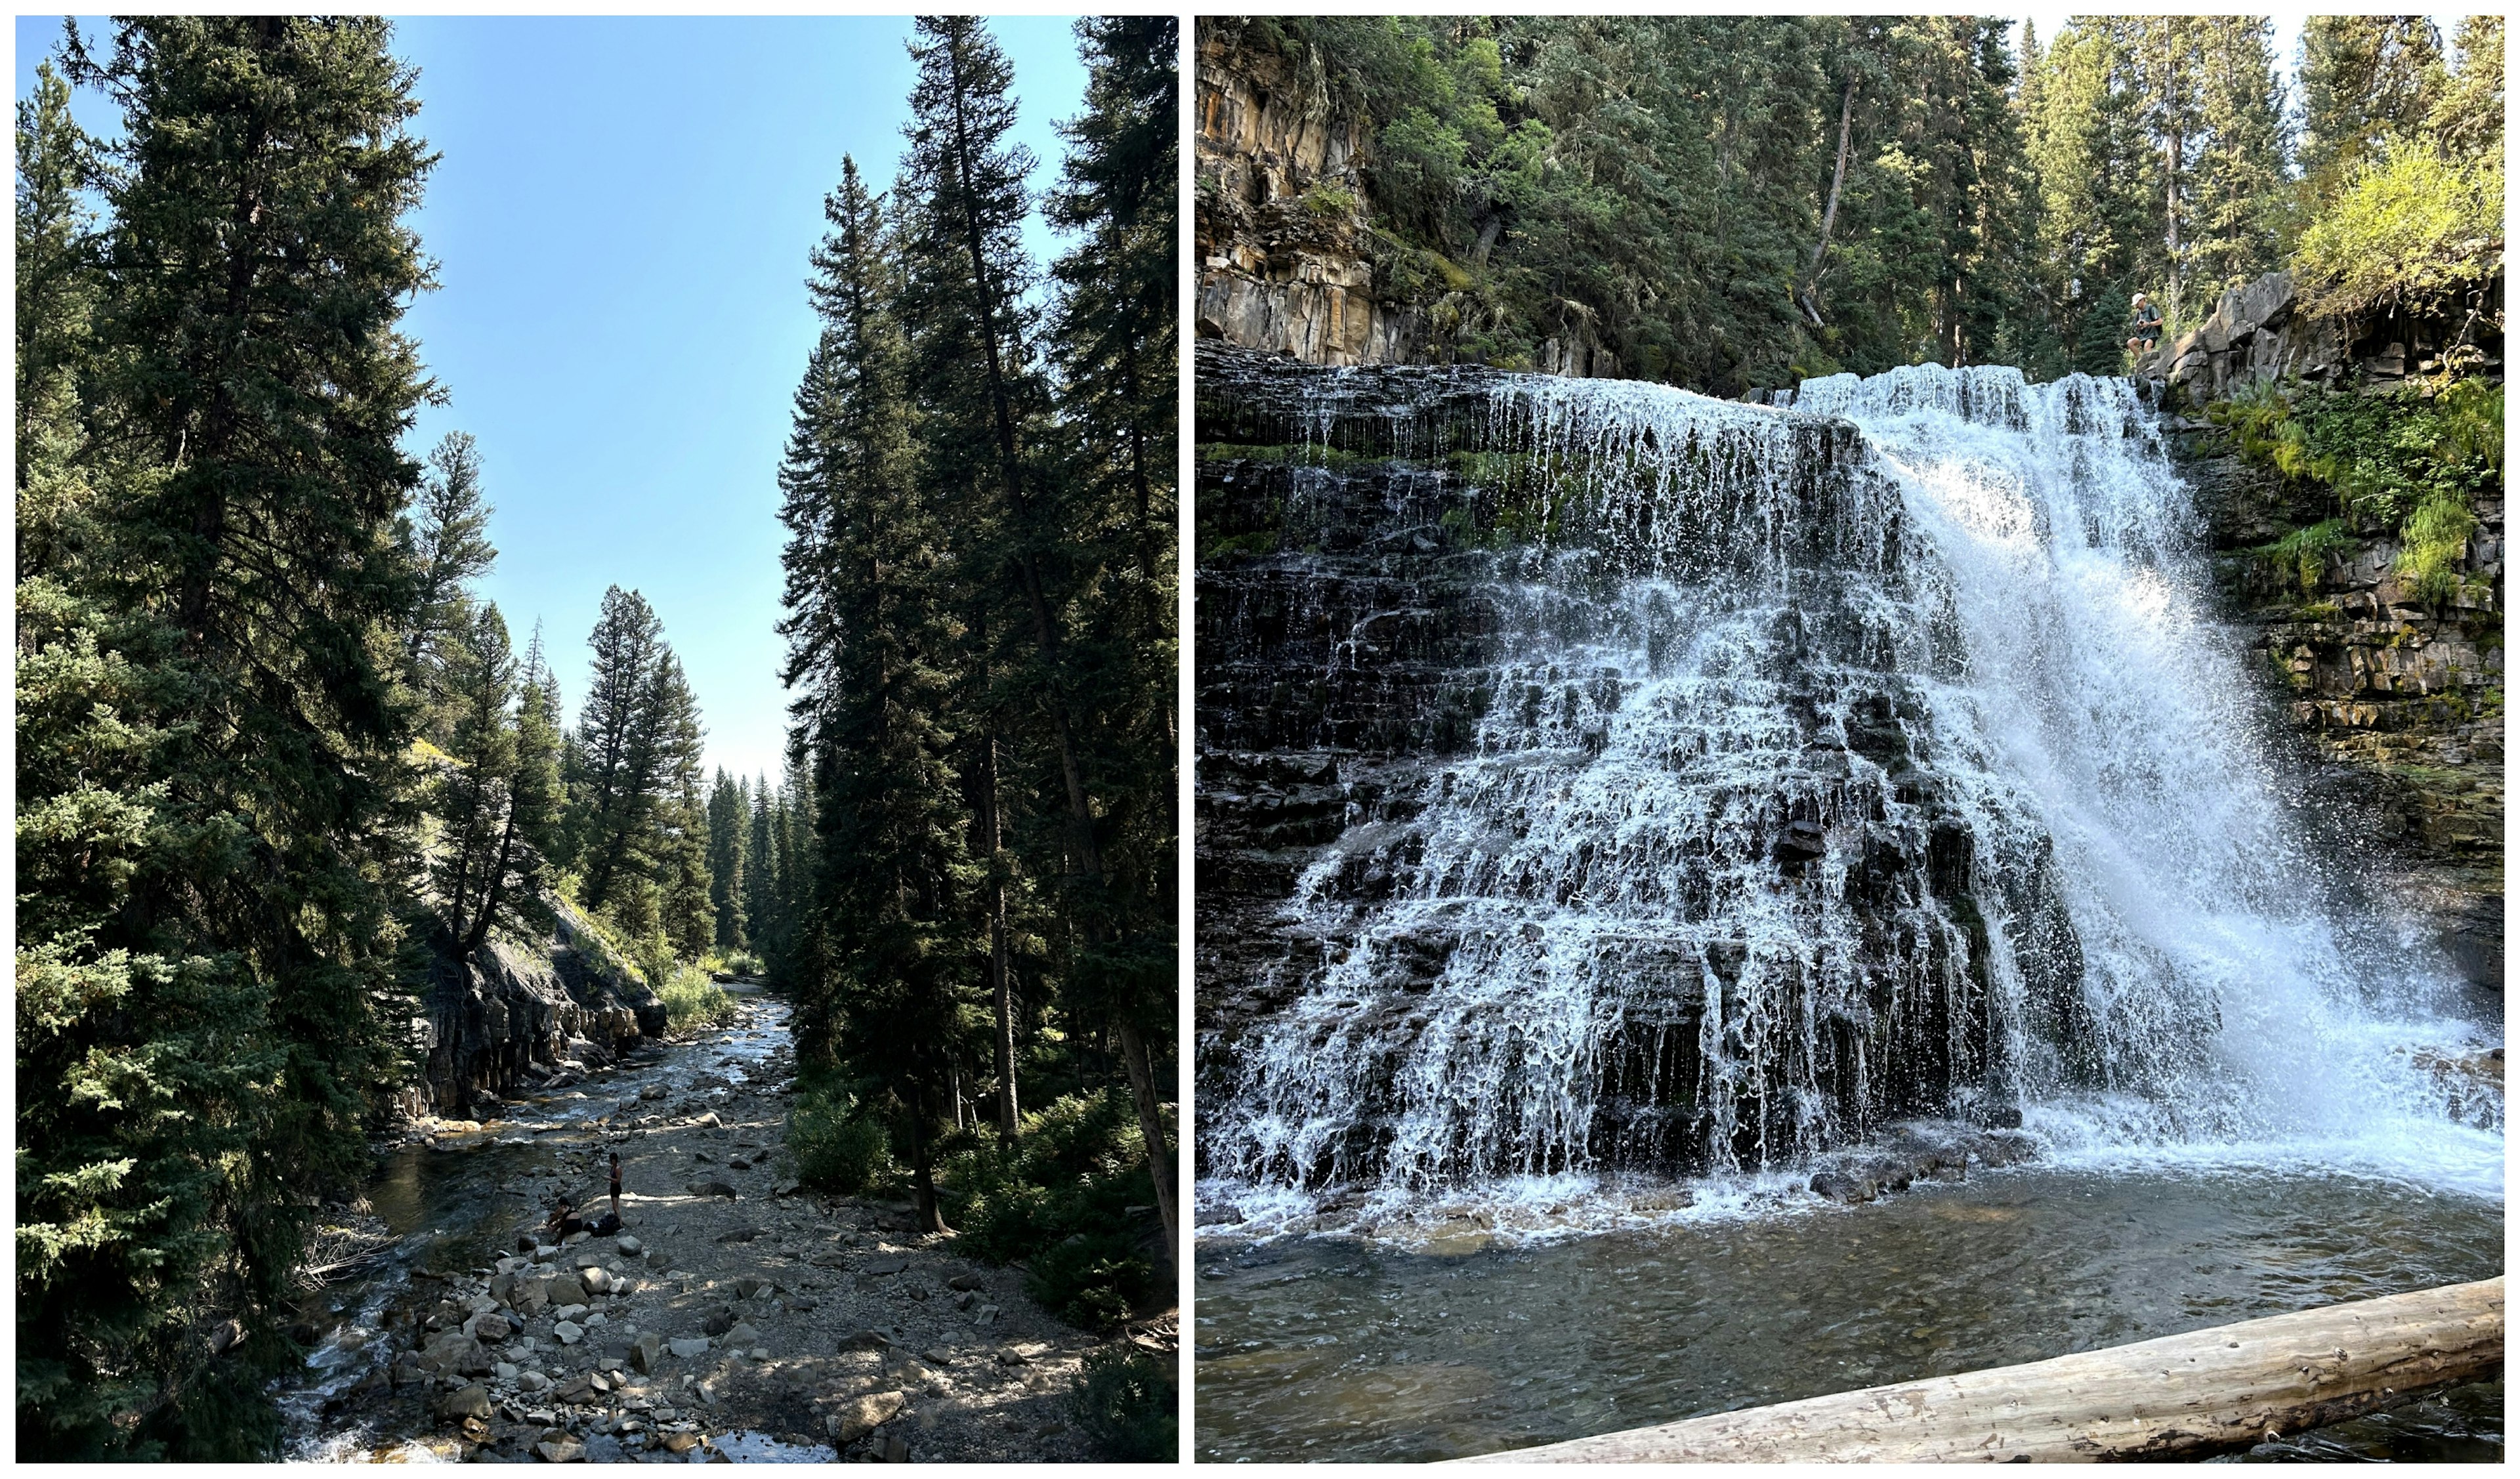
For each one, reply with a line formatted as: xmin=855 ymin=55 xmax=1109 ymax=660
xmin=1201 ymin=356 xmax=2502 ymax=1222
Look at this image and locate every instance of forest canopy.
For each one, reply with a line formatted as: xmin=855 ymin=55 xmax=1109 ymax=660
xmin=1219 ymin=14 xmax=2505 ymax=391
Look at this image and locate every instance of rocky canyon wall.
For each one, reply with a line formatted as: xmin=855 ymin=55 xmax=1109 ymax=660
xmin=407 ymin=902 xmax=667 ymax=1123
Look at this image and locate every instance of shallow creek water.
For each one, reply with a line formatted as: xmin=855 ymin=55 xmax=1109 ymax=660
xmin=1194 ymin=1165 xmax=2502 ymax=1462
xmin=276 ymin=995 xmax=800 ymax=1461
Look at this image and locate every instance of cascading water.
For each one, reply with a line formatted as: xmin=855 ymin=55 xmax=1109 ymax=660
xmin=1198 ymin=352 xmax=2502 ymax=1228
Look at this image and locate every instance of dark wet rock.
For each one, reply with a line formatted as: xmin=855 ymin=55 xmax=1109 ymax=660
xmin=437 ymin=1383 xmax=493 ymax=1421
xmin=1809 ymin=1171 xmax=1877 ymax=1204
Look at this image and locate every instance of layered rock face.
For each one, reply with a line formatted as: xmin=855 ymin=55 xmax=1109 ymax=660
xmin=2143 ymin=271 xmax=2505 ymax=989
xmin=1194 ymin=20 xmax=1416 ymax=365
xmin=414 ymin=902 xmax=666 ymax=1120
xmin=2139 ymin=270 xmax=2506 ymax=408
xmin=2173 ymin=422 xmax=2504 ymax=989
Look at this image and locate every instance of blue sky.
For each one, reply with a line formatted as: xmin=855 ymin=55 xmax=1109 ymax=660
xmin=16 ymin=16 xmax=1089 ymax=783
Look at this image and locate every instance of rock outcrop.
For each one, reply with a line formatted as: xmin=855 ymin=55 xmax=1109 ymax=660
xmin=415 ymin=902 xmax=666 ymax=1120
xmin=2167 ymin=417 xmax=2505 ymax=989
xmin=2139 ymin=269 xmax=2506 ymax=408
xmin=1194 ymin=19 xmax=1418 ymax=365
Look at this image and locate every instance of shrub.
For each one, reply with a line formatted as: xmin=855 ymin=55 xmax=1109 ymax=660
xmin=934 ymin=1089 xmax=1168 ymax=1332
xmin=788 ymin=1072 xmax=898 ymax=1194
xmin=1070 ymin=1346 xmax=1177 ymax=1461
xmin=658 ymin=965 xmax=737 ymax=1035
xmin=2294 ymin=144 xmax=2502 ymax=322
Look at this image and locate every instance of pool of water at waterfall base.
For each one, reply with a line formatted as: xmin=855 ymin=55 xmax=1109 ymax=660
xmin=1192 ymin=1165 xmax=2502 ymax=1462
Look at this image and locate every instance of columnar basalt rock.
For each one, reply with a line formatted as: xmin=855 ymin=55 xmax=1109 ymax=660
xmin=422 ymin=901 xmax=666 ymax=1119
xmin=2139 ymin=270 xmax=2506 ymax=409
xmin=1194 ymin=20 xmax=1418 ymax=365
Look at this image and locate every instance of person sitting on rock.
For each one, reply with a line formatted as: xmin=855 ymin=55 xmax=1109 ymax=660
xmin=545 ymin=1193 xmax=622 ymax=1241
xmin=2126 ymin=291 xmax=2164 ymax=356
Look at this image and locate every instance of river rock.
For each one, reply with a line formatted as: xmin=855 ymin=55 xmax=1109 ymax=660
xmin=419 ymin=1331 xmax=494 ymax=1376
xmin=629 ymin=1333 xmax=666 ymax=1374
xmin=436 ymin=1383 xmax=492 ymax=1420
xmin=553 ymin=1373 xmax=597 ymax=1403
xmin=545 ymin=1273 xmax=588 ymax=1306
xmin=554 ymin=1321 xmax=584 ymax=1346
xmin=831 ymin=1390 xmax=906 ymax=1444
xmin=660 ymin=1432 xmax=702 ymax=1454
xmin=686 ymin=1179 xmax=738 ymax=1199
xmin=669 ymin=1337 xmax=711 ymax=1359
xmin=725 ymin=1323 xmax=763 ymax=1350
xmin=495 ymin=1361 xmax=520 ymax=1381
xmin=615 ymin=1235 xmax=642 ymax=1256
xmin=467 ymin=1312 xmax=514 ymax=1342
xmin=582 ymin=1266 xmax=615 ymax=1296
xmin=1809 ymin=1169 xmax=1877 ymax=1204
xmin=534 ymin=1434 xmax=585 ymax=1463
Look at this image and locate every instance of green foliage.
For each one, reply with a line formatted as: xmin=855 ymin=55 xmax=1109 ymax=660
xmin=2216 ymin=377 xmax=2498 ymax=604
xmin=2254 ymin=519 xmax=2352 ymax=594
xmin=786 ymin=1071 xmax=900 ymax=1194
xmin=935 ymin=1090 xmax=1165 ymax=1331
xmin=1069 ymin=1346 xmax=1178 ymax=1461
xmin=2293 ymin=145 xmax=2504 ymax=321
xmin=658 ymin=965 xmax=738 ymax=1036
xmin=17 ymin=18 xmax=432 ymax=1457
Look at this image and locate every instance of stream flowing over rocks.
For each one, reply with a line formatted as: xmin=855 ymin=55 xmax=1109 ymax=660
xmin=1194 ymin=343 xmax=2504 ymax=1241
xmin=281 ymin=995 xmax=1129 ymax=1463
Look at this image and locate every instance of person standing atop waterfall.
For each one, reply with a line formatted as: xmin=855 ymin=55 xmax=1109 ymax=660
xmin=2127 ymin=292 xmax=2164 ymax=358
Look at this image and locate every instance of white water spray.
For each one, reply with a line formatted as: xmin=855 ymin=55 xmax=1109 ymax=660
xmin=1208 ymin=362 xmax=2500 ymax=1220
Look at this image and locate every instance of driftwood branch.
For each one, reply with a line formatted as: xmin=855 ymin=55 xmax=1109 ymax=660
xmin=1454 ymin=1277 xmax=2504 ymax=1463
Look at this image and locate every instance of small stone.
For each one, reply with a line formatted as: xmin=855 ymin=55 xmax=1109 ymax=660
xmin=518 ymin=1370 xmax=552 ymax=1393
xmin=554 ymin=1322 xmax=584 ymax=1346
xmin=660 ymin=1432 xmax=702 ymax=1454
xmin=973 ymin=1304 xmax=999 ymax=1326
xmin=686 ymin=1180 xmax=738 ymax=1200
xmin=495 ymin=1362 xmax=520 ymax=1381
xmin=534 ymin=1435 xmax=585 ymax=1463
xmin=556 ymin=1303 xmax=589 ymax=1322
xmin=555 ymin=1373 xmax=597 ymax=1403
xmin=669 ymin=1337 xmax=711 ymax=1359
xmin=702 ymin=1306 xmax=737 ymax=1338
xmin=436 ymin=1384 xmax=493 ymax=1421
xmin=944 ymin=1274 xmax=983 ymax=1292
xmin=734 ymin=1276 xmax=766 ymax=1300
xmin=629 ymin=1334 xmax=666 ymax=1374
xmin=615 ymin=1236 xmax=643 ymax=1256
xmin=838 ymin=1329 xmax=892 ymax=1353
xmin=469 ymin=1312 xmax=514 ymax=1342
xmin=725 ymin=1323 xmax=762 ymax=1350
xmin=715 ymin=1226 xmax=759 ymax=1243
xmin=882 ymin=1434 xmax=911 ymax=1463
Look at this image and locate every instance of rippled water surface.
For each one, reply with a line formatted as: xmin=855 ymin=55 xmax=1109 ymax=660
xmin=1193 ymin=1166 xmax=2502 ymax=1462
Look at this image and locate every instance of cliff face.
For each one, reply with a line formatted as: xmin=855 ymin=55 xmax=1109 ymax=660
xmin=2174 ymin=422 xmax=2505 ymax=989
xmin=408 ymin=902 xmax=666 ymax=1121
xmin=2139 ymin=269 xmax=2506 ymax=408
xmin=1194 ymin=20 xmax=1418 ymax=365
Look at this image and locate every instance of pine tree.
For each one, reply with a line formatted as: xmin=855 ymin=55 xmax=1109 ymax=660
xmin=1045 ymin=13 xmax=1183 ymax=1250
xmin=2431 ymin=17 xmax=2505 ymax=165
xmin=21 ymin=17 xmax=434 ymax=1456
xmin=2189 ymin=17 xmax=2292 ymax=294
xmin=2299 ymin=17 xmax=2444 ymax=187
xmin=405 ymin=430 xmax=496 ymax=695
xmin=706 ymin=768 xmax=749 ymax=954
xmin=745 ymin=775 xmax=784 ymax=965
xmin=432 ymin=602 xmax=521 ymax=949
xmin=567 ymin=585 xmax=667 ymax=909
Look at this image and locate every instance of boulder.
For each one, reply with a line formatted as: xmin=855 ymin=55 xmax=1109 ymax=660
xmin=832 ymin=1390 xmax=906 ymax=1444
xmin=1809 ymin=1169 xmax=1877 ymax=1205
xmin=420 ymin=1331 xmax=494 ymax=1377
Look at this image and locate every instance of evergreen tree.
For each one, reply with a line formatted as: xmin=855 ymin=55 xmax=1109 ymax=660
xmin=20 ymin=18 xmax=434 ymax=1457
xmin=2189 ymin=17 xmax=2293 ymax=295
xmin=405 ymin=430 xmax=495 ymax=694
xmin=2299 ymin=17 xmax=2444 ymax=187
xmin=1047 ymin=13 xmax=1183 ymax=1248
xmin=432 ymin=602 xmax=521 ymax=948
xmin=744 ymin=774 xmax=784 ymax=965
xmin=2431 ymin=17 xmax=2505 ymax=165
xmin=706 ymin=768 xmax=749 ymax=954
xmin=566 ymin=585 xmax=667 ymax=908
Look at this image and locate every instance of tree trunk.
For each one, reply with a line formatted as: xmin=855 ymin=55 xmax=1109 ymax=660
xmin=1458 ymin=1277 xmax=2506 ymax=1463
xmin=978 ymin=729 xmax=1018 ymax=1144
xmin=1114 ymin=1021 xmax=1175 ymax=1266
xmin=1801 ymin=72 xmax=1858 ymax=318
xmin=907 ymin=1087 xmax=950 ymax=1236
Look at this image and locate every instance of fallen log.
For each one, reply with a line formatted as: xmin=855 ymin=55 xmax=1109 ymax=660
xmin=1456 ymin=1276 xmax=2503 ymax=1463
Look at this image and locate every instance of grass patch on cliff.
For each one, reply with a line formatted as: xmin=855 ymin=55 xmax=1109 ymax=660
xmin=658 ymin=965 xmax=738 ymax=1035
xmin=2214 ymin=377 xmax=2501 ymax=604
